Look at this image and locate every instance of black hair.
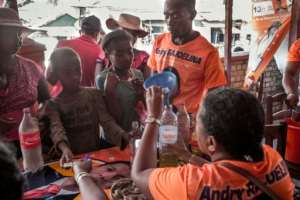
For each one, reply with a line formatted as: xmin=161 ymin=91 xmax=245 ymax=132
xmin=101 ymin=29 xmax=133 ymax=53
xmin=185 ymin=0 xmax=196 ymax=12
xmin=49 ymin=48 xmax=81 ymax=75
xmin=199 ymin=88 xmax=264 ymax=161
xmin=167 ymin=0 xmax=196 ymax=12
xmin=81 ymin=28 xmax=99 ymax=36
xmin=81 ymin=15 xmax=101 ymax=36
xmin=0 ymin=142 xmax=23 ymax=200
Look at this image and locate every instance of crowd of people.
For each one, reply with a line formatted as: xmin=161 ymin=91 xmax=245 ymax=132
xmin=0 ymin=0 xmax=298 ymax=199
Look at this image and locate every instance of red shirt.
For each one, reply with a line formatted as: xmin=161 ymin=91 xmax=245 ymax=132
xmin=57 ymin=35 xmax=105 ymax=87
xmin=0 ymin=55 xmax=44 ymax=141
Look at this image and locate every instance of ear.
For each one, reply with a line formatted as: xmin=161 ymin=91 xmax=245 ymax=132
xmin=206 ymin=135 xmax=217 ymax=155
xmin=96 ymin=32 xmax=101 ymax=41
xmin=191 ymin=10 xmax=197 ymax=20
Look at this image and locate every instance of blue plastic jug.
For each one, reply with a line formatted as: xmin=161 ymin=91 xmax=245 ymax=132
xmin=144 ymin=71 xmax=178 ymax=105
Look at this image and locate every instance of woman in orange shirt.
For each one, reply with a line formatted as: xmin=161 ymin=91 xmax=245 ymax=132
xmin=131 ymin=87 xmax=295 ymax=200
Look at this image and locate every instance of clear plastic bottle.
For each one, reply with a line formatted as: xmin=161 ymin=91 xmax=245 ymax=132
xmin=177 ymin=105 xmax=191 ymax=146
xmin=159 ymin=105 xmax=178 ymax=167
xmin=19 ymin=108 xmax=44 ymax=173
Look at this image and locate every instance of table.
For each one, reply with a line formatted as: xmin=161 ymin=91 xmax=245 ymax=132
xmin=22 ymin=147 xmax=131 ymax=200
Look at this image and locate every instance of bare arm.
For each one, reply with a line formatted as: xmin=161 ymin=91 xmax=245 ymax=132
xmin=44 ymin=101 xmax=73 ymax=164
xmin=104 ymin=74 xmax=122 ymax=123
xmin=131 ymin=122 xmax=159 ymax=197
xmin=78 ymin=177 xmax=107 ymax=200
xmin=73 ymin=160 xmax=108 ymax=200
xmin=283 ymin=61 xmax=300 ymax=107
xmin=131 ymin=87 xmax=163 ymax=197
xmin=283 ymin=61 xmax=300 ymax=95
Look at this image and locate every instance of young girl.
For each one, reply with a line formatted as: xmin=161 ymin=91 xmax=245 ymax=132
xmin=96 ymin=30 xmax=145 ymax=132
xmin=44 ymin=48 xmax=129 ymax=165
xmin=131 ymin=87 xmax=295 ymax=199
xmin=105 ymin=13 xmax=150 ymax=79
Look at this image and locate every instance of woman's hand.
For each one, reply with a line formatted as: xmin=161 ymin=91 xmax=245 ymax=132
xmin=146 ymin=86 xmax=164 ymax=119
xmin=73 ymin=159 xmax=92 ymax=175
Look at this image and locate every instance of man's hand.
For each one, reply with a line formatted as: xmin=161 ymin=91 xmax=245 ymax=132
xmin=286 ymin=93 xmax=299 ymax=108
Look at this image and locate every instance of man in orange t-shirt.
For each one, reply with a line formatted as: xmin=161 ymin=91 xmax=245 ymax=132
xmin=283 ymin=39 xmax=300 ymax=108
xmin=147 ymin=0 xmax=226 ymax=114
xmin=131 ymin=87 xmax=295 ymax=200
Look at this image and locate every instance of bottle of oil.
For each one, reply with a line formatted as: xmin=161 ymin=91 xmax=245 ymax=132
xmin=177 ymin=104 xmax=190 ymax=146
xmin=19 ymin=108 xmax=44 ymax=173
xmin=159 ymin=105 xmax=178 ymax=167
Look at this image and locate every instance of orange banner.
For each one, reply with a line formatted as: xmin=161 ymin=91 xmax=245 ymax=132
xmin=244 ymin=0 xmax=292 ymax=89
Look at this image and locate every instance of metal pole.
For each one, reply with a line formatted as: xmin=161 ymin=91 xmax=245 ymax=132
xmin=224 ymin=0 xmax=233 ymax=86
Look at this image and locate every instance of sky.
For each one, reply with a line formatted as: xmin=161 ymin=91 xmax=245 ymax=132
xmin=197 ymin=0 xmax=252 ymax=21
xmin=19 ymin=0 xmax=253 ymax=25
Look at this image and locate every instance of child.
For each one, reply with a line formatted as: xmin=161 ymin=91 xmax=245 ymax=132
xmin=44 ymin=48 xmax=129 ymax=164
xmin=131 ymin=87 xmax=295 ymax=199
xmin=105 ymin=13 xmax=150 ymax=78
xmin=96 ymin=30 xmax=145 ymax=132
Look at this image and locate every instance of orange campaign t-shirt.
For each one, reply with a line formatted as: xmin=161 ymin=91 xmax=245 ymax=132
xmin=288 ymin=39 xmax=300 ymax=62
xmin=149 ymin=145 xmax=295 ymax=200
xmin=147 ymin=33 xmax=227 ymax=114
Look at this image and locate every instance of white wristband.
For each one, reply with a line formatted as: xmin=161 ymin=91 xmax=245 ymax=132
xmin=145 ymin=116 xmax=161 ymax=125
xmin=75 ymin=172 xmax=89 ymax=183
